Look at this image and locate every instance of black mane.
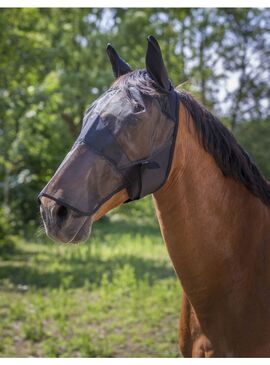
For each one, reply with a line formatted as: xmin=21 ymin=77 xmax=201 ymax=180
xmin=115 ymin=70 xmax=270 ymax=207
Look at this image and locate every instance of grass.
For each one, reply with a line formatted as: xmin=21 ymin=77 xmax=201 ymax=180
xmin=0 ymin=213 xmax=182 ymax=357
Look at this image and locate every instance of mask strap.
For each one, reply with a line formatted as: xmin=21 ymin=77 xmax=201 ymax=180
xmin=125 ymin=160 xmax=160 ymax=201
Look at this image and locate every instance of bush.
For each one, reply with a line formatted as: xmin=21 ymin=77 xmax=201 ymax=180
xmin=0 ymin=235 xmax=17 ymax=256
xmin=0 ymin=207 xmax=17 ymax=255
xmin=0 ymin=207 xmax=9 ymax=237
xmin=235 ymin=119 xmax=270 ymax=180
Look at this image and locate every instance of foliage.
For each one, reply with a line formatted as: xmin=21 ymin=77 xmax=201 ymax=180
xmin=235 ymin=119 xmax=270 ymax=180
xmin=0 ymin=235 xmax=17 ymax=257
xmin=0 ymin=207 xmax=17 ymax=255
xmin=218 ymin=9 xmax=270 ymax=129
xmin=0 ymin=219 xmax=181 ymax=357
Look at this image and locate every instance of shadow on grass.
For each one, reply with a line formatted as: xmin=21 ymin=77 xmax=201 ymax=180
xmin=0 ymin=220 xmax=175 ymax=291
xmin=0 ymin=255 xmax=175 ymax=290
xmin=92 ymin=219 xmax=162 ymax=240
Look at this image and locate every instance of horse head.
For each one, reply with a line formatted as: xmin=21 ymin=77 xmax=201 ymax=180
xmin=39 ymin=36 xmax=179 ymax=243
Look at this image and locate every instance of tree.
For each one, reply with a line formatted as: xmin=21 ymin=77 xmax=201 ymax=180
xmin=218 ymin=8 xmax=270 ymax=129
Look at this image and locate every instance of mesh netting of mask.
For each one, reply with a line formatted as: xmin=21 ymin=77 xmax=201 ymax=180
xmin=39 ymin=86 xmax=179 ymax=216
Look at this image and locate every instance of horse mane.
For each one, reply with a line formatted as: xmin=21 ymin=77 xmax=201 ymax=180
xmin=114 ymin=70 xmax=270 ymax=207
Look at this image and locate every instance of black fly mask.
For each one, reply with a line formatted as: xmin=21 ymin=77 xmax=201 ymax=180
xmin=39 ymin=36 xmax=180 ymax=216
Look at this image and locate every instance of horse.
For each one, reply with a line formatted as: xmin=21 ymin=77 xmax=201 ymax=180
xmin=39 ymin=36 xmax=270 ymax=357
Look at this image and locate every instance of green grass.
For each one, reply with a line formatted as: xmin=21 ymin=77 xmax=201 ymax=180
xmin=0 ymin=215 xmax=181 ymax=357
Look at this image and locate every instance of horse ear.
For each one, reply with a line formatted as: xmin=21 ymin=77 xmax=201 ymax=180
xmin=106 ymin=43 xmax=132 ymax=78
xmin=146 ymin=35 xmax=171 ymax=92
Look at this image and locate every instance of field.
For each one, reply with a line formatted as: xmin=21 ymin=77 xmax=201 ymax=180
xmin=0 ymin=212 xmax=182 ymax=357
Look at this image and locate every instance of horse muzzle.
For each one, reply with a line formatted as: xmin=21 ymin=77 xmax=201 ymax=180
xmin=39 ymin=196 xmax=92 ymax=243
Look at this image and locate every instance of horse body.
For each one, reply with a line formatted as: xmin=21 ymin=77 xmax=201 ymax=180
xmin=153 ymin=105 xmax=270 ymax=356
xmin=40 ymin=36 xmax=270 ymax=357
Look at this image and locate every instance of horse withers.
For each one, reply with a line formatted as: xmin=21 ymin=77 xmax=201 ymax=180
xmin=39 ymin=36 xmax=270 ymax=357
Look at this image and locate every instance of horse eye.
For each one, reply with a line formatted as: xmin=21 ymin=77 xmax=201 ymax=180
xmin=133 ymin=103 xmax=145 ymax=113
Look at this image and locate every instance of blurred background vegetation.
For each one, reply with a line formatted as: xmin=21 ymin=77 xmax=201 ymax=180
xmin=0 ymin=8 xmax=269 ymax=357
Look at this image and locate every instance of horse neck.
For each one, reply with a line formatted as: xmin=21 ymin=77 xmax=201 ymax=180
xmin=153 ymin=104 xmax=270 ymax=306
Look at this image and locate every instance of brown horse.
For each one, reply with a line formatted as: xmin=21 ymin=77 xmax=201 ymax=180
xmin=39 ymin=37 xmax=270 ymax=357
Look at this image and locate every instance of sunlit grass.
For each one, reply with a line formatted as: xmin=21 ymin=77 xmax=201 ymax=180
xmin=0 ymin=218 xmax=181 ymax=357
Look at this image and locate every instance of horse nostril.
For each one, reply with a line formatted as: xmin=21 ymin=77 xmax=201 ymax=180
xmin=55 ymin=205 xmax=69 ymax=226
